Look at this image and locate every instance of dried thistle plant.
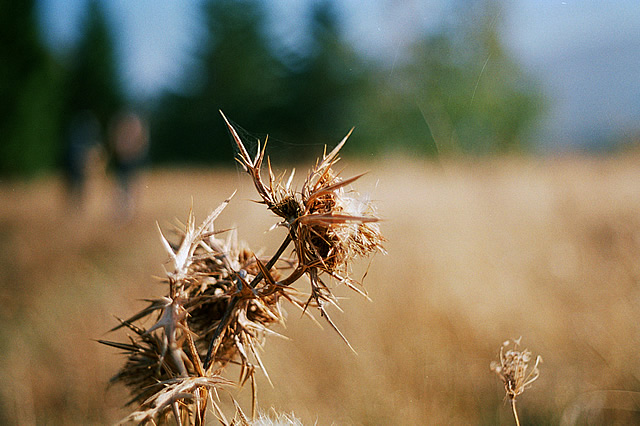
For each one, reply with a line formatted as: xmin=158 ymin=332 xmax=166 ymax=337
xmin=491 ymin=337 xmax=542 ymax=426
xmin=101 ymin=112 xmax=384 ymax=425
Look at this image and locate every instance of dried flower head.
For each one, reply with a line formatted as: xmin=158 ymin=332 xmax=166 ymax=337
xmin=296 ymin=135 xmax=384 ymax=276
xmin=221 ymin=112 xmax=384 ymax=272
xmin=491 ymin=337 xmax=542 ymax=401
xmin=221 ymin=111 xmax=385 ymax=348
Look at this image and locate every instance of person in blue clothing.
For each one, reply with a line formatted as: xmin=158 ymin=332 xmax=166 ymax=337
xmin=109 ymin=110 xmax=149 ymax=222
xmin=63 ymin=110 xmax=101 ymax=211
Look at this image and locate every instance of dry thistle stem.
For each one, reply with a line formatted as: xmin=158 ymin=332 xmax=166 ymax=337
xmin=491 ymin=337 xmax=542 ymax=426
xmin=102 ymin=113 xmax=385 ymax=425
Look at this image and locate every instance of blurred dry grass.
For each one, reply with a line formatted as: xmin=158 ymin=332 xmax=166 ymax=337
xmin=1 ymin=153 xmax=640 ymax=424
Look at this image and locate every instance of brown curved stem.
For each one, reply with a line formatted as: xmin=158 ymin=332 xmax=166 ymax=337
xmin=278 ymin=266 xmax=306 ymax=286
xmin=203 ymin=297 xmax=237 ymax=372
xmin=249 ymin=232 xmax=293 ymax=288
xmin=511 ymin=398 xmax=520 ymax=426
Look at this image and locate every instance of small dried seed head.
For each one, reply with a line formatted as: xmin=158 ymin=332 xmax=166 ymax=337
xmin=490 ymin=338 xmax=542 ymax=401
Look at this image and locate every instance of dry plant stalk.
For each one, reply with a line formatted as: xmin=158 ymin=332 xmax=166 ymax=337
xmin=101 ymin=112 xmax=385 ymax=425
xmin=491 ymin=337 xmax=542 ymax=426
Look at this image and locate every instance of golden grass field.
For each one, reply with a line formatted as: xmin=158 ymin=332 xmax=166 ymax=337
xmin=1 ymin=153 xmax=640 ymax=425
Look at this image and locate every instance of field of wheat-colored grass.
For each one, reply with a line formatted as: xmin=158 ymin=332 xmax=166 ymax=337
xmin=1 ymin=153 xmax=640 ymax=424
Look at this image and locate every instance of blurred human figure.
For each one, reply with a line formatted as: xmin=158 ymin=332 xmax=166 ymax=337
xmin=63 ymin=110 xmax=101 ymax=211
xmin=110 ymin=111 xmax=149 ymax=222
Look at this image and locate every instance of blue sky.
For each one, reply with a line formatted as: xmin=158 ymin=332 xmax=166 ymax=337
xmin=37 ymin=0 xmax=640 ymax=150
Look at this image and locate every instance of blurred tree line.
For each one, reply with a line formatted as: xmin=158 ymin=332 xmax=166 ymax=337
xmin=0 ymin=0 xmax=543 ymax=177
xmin=0 ymin=0 xmax=124 ymax=177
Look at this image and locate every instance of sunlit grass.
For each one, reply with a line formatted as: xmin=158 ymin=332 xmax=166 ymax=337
xmin=1 ymin=152 xmax=640 ymax=423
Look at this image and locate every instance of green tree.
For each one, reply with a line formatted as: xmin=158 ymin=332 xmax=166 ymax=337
xmin=151 ymin=0 xmax=370 ymax=165
xmin=407 ymin=0 xmax=544 ymax=154
xmin=65 ymin=0 xmax=124 ymax=129
xmin=152 ymin=0 xmax=285 ymax=165
xmin=353 ymin=0 xmax=544 ymax=157
xmin=0 ymin=0 xmax=65 ymax=176
xmin=276 ymin=1 xmax=368 ymax=155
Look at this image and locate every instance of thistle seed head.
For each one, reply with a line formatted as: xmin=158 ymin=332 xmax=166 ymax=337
xmin=296 ymin=169 xmax=384 ymax=276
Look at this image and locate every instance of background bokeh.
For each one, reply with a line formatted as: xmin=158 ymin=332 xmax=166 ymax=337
xmin=2 ymin=0 xmax=640 ymax=424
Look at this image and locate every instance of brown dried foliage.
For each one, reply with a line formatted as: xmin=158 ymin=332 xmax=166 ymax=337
xmin=101 ymin=113 xmax=384 ymax=424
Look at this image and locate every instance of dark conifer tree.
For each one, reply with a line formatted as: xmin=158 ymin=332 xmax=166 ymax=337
xmin=0 ymin=0 xmax=65 ymax=176
xmin=152 ymin=0 xmax=284 ymax=165
xmin=65 ymin=0 xmax=124 ymax=129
